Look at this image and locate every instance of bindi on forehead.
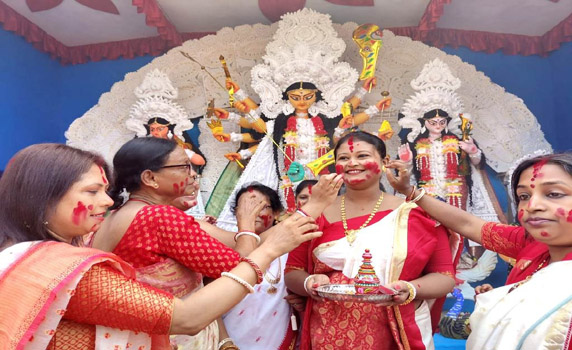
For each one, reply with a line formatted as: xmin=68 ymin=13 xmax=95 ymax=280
xmin=98 ymin=165 xmax=108 ymax=185
xmin=348 ymin=136 xmax=354 ymax=153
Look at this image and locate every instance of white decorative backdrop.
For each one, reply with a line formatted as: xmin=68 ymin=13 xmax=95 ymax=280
xmin=66 ymin=13 xmax=552 ymax=204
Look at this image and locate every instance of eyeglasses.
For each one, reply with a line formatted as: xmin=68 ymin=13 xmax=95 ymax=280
xmin=159 ymin=163 xmax=196 ymax=179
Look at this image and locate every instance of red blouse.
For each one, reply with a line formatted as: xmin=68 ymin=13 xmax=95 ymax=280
xmin=480 ymin=222 xmax=572 ymax=284
xmin=112 ymin=205 xmax=240 ymax=278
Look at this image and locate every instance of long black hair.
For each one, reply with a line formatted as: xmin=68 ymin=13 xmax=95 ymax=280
xmin=0 ymin=144 xmax=109 ymax=248
xmin=271 ymin=82 xmax=340 ymax=180
xmin=109 ymin=137 xmax=178 ymax=209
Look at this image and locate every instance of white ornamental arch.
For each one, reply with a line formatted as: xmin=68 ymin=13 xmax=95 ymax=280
xmin=66 ymin=11 xmax=552 ymax=204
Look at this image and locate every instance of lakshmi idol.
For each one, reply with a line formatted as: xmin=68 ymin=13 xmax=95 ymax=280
xmin=396 ymin=59 xmax=502 ymax=294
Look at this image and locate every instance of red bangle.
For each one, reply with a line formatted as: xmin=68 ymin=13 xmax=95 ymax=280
xmin=240 ymin=256 xmax=263 ymax=284
xmin=405 ymin=186 xmax=417 ymax=201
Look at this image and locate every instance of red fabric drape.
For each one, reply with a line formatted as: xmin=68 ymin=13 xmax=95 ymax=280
xmin=26 ymin=0 xmax=62 ymax=12
xmin=258 ymin=0 xmax=306 ymax=22
xmin=132 ymin=0 xmax=182 ymax=46
xmin=76 ymin=0 xmax=119 ymax=15
xmin=417 ymin=0 xmax=451 ymax=40
xmin=325 ymin=0 xmax=374 ymax=5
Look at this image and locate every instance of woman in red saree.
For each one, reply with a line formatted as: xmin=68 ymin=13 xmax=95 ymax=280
xmin=0 ymin=143 xmax=322 ymax=350
xmin=285 ymin=131 xmax=456 ymax=350
xmin=92 ymin=137 xmax=267 ymax=349
xmin=387 ymin=153 xmax=572 ymax=349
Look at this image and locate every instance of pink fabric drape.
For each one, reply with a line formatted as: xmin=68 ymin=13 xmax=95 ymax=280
xmin=258 ymin=0 xmax=306 ymax=22
xmin=132 ymin=0 xmax=182 ymax=46
xmin=325 ymin=0 xmax=374 ymax=5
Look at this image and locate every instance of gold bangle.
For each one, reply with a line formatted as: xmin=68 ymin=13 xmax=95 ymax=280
xmin=400 ymin=281 xmax=416 ymax=306
xmin=220 ymin=345 xmax=240 ymax=350
xmin=405 ymin=185 xmax=417 ymax=201
xmin=408 ymin=188 xmax=426 ymax=203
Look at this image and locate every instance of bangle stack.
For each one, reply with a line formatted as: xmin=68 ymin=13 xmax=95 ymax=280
xmin=220 ymin=344 xmax=239 ymax=350
xmin=406 ymin=188 xmax=426 ymax=203
xmin=234 ymin=230 xmax=261 ymax=245
xmin=239 ymin=256 xmax=263 ymax=284
xmin=400 ymin=281 xmax=417 ymax=306
xmin=218 ymin=338 xmax=234 ymax=350
xmin=221 ymin=272 xmax=255 ymax=294
xmin=405 ymin=185 xmax=417 ymax=201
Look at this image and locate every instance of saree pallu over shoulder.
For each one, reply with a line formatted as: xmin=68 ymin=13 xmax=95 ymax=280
xmin=468 ymin=260 xmax=572 ymax=350
xmin=298 ymin=202 xmax=451 ymax=350
xmin=0 ymin=241 xmax=170 ymax=350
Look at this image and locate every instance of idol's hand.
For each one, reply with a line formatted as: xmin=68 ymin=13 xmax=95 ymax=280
xmin=376 ymin=96 xmax=392 ymax=110
xmin=213 ymin=132 xmax=230 ymax=142
xmin=225 ymin=79 xmax=241 ymax=92
xmin=397 ymin=144 xmax=413 ymax=163
xmin=385 ymin=159 xmax=413 ymax=196
xmin=362 ymin=77 xmax=377 ymax=91
xmin=214 ymin=107 xmax=229 ymax=119
xmin=224 ymin=152 xmax=242 ymax=161
xmin=338 ymin=115 xmax=355 ymax=129
xmin=234 ymin=100 xmax=250 ymax=113
xmin=459 ymin=137 xmax=478 ymax=155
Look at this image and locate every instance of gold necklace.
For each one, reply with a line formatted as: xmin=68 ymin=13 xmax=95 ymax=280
xmin=264 ymin=257 xmax=282 ymax=294
xmin=341 ymin=193 xmax=384 ymax=244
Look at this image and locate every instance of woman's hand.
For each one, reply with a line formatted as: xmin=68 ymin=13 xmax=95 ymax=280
xmin=385 ymin=159 xmax=414 ymax=196
xmin=259 ymin=213 xmax=321 ymax=259
xmin=304 ymin=274 xmax=329 ymax=301
xmin=284 ymin=293 xmax=307 ymax=312
xmin=235 ymin=193 xmax=265 ymax=230
xmin=301 ymin=174 xmax=344 ymax=217
xmin=474 ymin=283 xmax=493 ymax=296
